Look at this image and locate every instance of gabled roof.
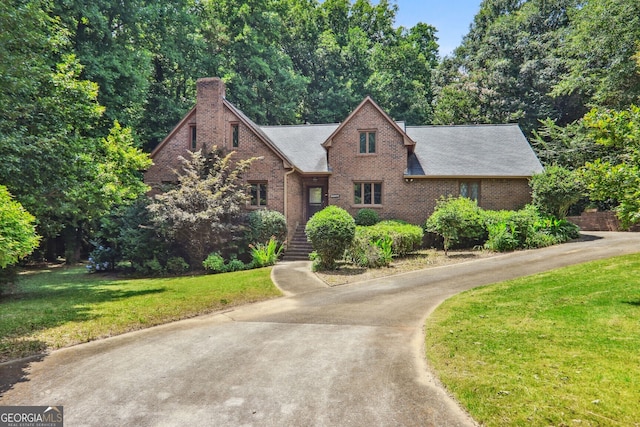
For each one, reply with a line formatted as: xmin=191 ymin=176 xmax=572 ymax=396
xmin=260 ymin=124 xmax=339 ymax=173
xmin=224 ymin=100 xmax=295 ymax=169
xmin=150 ymin=107 xmax=196 ymax=159
xmin=406 ymin=124 xmax=543 ymax=177
xmin=323 ymin=97 xmax=415 ymax=148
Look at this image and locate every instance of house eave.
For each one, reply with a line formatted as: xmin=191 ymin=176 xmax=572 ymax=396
xmin=150 ymin=107 xmax=196 ymax=159
xmin=403 ymin=174 xmax=534 ymax=180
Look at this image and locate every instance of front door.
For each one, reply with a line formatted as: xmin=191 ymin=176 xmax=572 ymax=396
xmin=307 ymin=186 xmax=324 ymax=220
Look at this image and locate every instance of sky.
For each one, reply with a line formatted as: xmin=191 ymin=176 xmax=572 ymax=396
xmin=392 ymin=0 xmax=482 ymax=57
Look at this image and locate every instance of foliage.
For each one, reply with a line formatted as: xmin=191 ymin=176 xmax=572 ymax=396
xmin=346 ymin=234 xmax=387 ymax=268
xmin=0 ymin=186 xmax=40 ymax=269
xmin=247 ymin=209 xmax=287 ymax=244
xmin=305 ymin=206 xmax=356 ymax=270
xmin=225 ymin=257 xmax=248 ymax=273
xmin=483 ymin=206 xmax=579 ymax=251
xmin=375 ymin=236 xmax=394 ymax=265
xmin=203 ymin=253 xmax=226 ymax=273
xmin=357 ymin=220 xmax=424 ymax=256
xmin=250 ymin=237 xmax=283 ymax=268
xmin=0 ymin=1 xmax=151 ymax=262
xmin=433 ymin=0 xmax=584 ymax=134
xmin=354 ymin=208 xmax=380 ymax=226
xmin=425 ymin=197 xmax=485 ymax=254
xmin=88 ymin=197 xmax=171 ymax=274
xmin=552 ymin=0 xmax=640 ymax=110
xmin=86 ymin=245 xmax=116 ymax=273
xmin=203 ymin=252 xmax=250 ymax=273
xmin=148 ymin=149 xmax=255 ymax=268
xmin=165 ymin=256 xmax=190 ymax=275
xmin=580 ymin=106 xmax=640 ymax=228
xmin=530 ymin=165 xmax=584 ymax=218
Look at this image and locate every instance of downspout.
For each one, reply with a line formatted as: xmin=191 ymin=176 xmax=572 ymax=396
xmin=283 ymin=167 xmax=296 ymax=244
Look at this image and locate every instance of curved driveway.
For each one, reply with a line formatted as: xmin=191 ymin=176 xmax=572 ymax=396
xmin=1 ymin=232 xmax=639 ymax=426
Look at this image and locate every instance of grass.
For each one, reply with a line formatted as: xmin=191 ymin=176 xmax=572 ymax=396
xmin=0 ymin=266 xmax=281 ymax=363
xmin=425 ymin=253 xmax=640 ymax=426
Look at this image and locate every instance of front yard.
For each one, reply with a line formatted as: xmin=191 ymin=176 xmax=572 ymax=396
xmin=426 ymin=252 xmax=640 ymax=426
xmin=0 ymin=266 xmax=280 ymax=363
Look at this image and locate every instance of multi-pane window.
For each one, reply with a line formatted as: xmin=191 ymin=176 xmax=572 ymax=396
xmin=359 ymin=131 xmax=376 ymax=154
xmin=354 ymin=182 xmax=382 ymax=205
xmin=232 ymin=123 xmax=239 ymax=147
xmin=459 ymin=181 xmax=480 ymax=201
xmin=190 ymin=126 xmax=197 ymax=151
xmin=250 ymin=182 xmax=267 ymax=206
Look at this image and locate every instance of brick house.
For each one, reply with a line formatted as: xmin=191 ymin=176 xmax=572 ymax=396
xmin=145 ymin=77 xmax=544 ymax=241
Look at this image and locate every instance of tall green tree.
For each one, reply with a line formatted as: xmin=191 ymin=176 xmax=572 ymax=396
xmin=200 ymin=0 xmax=308 ymax=124
xmin=366 ymin=23 xmax=438 ymax=123
xmin=581 ymin=106 xmax=640 ymax=228
xmin=0 ymin=186 xmax=40 ymax=269
xmin=433 ymin=0 xmax=582 ymax=133
xmin=0 ymin=0 xmax=151 ymax=261
xmin=552 ymin=0 xmax=640 ymax=110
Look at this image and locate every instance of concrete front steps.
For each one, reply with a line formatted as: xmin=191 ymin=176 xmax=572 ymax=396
xmin=283 ymin=225 xmax=313 ymax=261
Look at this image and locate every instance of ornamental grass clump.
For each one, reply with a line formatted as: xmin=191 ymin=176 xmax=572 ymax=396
xmin=249 ymin=236 xmax=283 ymax=268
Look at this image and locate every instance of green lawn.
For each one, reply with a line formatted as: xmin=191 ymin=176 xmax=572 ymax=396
xmin=0 ymin=266 xmax=281 ymax=362
xmin=425 ymin=253 xmax=640 ymax=426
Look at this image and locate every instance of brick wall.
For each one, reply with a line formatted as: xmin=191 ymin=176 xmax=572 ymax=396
xmin=145 ymin=110 xmax=196 ymax=186
xmin=567 ymin=211 xmax=620 ymax=231
xmin=327 ymin=102 xmax=411 ymax=220
xmin=146 ymin=78 xmax=537 ymax=241
xmin=196 ymin=77 xmax=225 ymax=152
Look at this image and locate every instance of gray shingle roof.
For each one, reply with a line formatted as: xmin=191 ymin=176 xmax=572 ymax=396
xmin=260 ymin=124 xmax=339 ymax=173
xmin=406 ymin=124 xmax=543 ymax=177
xmin=252 ymin=121 xmax=542 ymax=178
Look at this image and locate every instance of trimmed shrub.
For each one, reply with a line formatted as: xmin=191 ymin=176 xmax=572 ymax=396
xmin=203 ymin=252 xmax=226 ymax=273
xmin=425 ymin=196 xmax=485 ymax=254
xmin=247 ymin=209 xmax=287 ymax=244
xmin=355 ymin=208 xmax=380 ymax=226
xmin=305 ymin=206 xmax=355 ymax=269
xmin=225 ymin=258 xmax=247 ymax=272
xmin=357 ymin=220 xmax=423 ymax=256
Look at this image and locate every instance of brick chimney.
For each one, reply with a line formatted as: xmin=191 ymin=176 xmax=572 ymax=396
xmin=196 ymin=77 xmax=226 ymax=152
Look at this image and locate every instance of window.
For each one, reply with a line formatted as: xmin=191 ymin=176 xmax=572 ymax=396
xmin=250 ymin=182 xmax=267 ymax=206
xmin=232 ymin=123 xmax=239 ymax=147
xmin=190 ymin=126 xmax=197 ymax=151
xmin=459 ymin=181 xmax=480 ymax=201
xmin=359 ymin=131 xmax=376 ymax=154
xmin=354 ymin=182 xmax=382 ymax=205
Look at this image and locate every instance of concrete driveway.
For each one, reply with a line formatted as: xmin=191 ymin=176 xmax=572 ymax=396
xmin=1 ymin=232 xmax=639 ymax=426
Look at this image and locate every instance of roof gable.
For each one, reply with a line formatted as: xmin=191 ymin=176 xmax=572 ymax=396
xmin=150 ymin=107 xmax=195 ymax=159
xmin=322 ymin=97 xmax=415 ymax=148
xmin=223 ymin=100 xmax=294 ymax=169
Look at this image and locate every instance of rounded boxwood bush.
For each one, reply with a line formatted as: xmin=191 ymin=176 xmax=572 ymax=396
xmin=355 ymin=208 xmax=380 ymax=226
xmin=305 ymin=206 xmax=355 ymax=269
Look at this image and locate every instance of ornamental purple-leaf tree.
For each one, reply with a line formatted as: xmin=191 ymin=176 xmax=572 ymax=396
xmin=148 ymin=149 xmax=255 ymax=268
